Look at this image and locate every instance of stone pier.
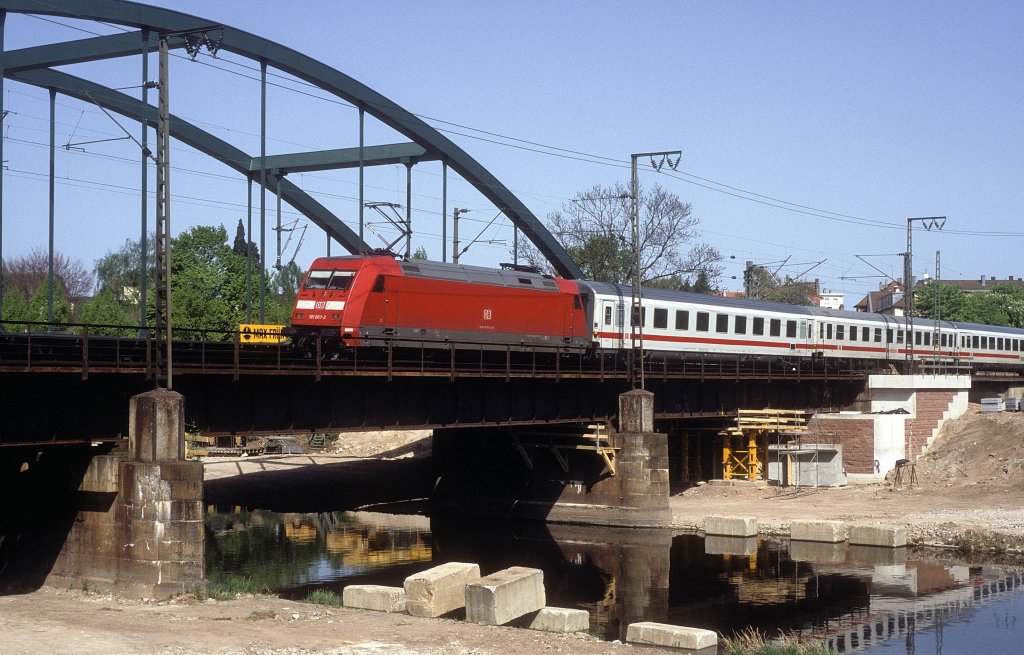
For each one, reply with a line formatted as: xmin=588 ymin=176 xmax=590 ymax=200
xmin=46 ymin=389 xmax=204 ymax=598
xmin=432 ymin=390 xmax=670 ymax=527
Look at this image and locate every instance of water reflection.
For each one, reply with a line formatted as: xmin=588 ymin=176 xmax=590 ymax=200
xmin=206 ymin=508 xmax=1024 ymax=650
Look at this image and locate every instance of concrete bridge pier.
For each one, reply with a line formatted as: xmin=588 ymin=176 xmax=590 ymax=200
xmin=47 ymin=389 xmax=205 ymax=598
xmin=432 ymin=389 xmax=671 ymax=527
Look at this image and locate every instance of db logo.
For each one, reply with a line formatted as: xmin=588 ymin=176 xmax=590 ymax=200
xmin=482 ymin=309 xmax=493 ymax=320
xmin=314 ymin=301 xmax=327 ymax=310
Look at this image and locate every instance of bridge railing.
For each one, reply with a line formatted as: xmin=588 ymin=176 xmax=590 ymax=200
xmin=0 ymin=319 xmax=880 ymax=381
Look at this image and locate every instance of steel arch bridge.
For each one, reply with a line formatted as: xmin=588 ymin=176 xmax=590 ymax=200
xmin=0 ymin=0 xmax=583 ymax=317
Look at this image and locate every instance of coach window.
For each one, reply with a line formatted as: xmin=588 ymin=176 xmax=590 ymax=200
xmin=786 ymin=320 xmax=797 ymax=338
xmin=826 ymin=323 xmax=833 ymax=340
xmin=886 ymin=329 xmax=893 ymax=343
xmin=654 ymin=308 xmax=668 ymax=330
xmin=862 ymin=327 xmax=870 ymax=341
xmin=1015 ymin=339 xmax=1020 ymax=351
xmin=735 ymin=316 xmax=747 ymax=335
xmin=696 ymin=311 xmax=710 ymax=332
xmin=716 ymin=314 xmax=729 ymax=333
xmin=753 ymin=317 xmax=765 ymax=335
xmin=604 ymin=306 xmax=613 ymax=326
xmin=836 ymin=325 xmax=845 ymax=340
xmin=972 ymin=335 xmax=979 ymax=349
xmin=675 ymin=310 xmax=689 ymax=331
xmin=769 ymin=319 xmax=781 ymax=337
xmin=850 ymin=326 xmax=858 ymax=341
xmin=924 ymin=333 xmax=931 ymax=346
xmin=998 ymin=337 xmax=1004 ymax=350
xmin=875 ymin=328 xmax=882 ymax=343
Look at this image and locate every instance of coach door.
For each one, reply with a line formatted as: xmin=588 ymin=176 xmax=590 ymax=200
xmin=600 ymin=300 xmax=625 ymax=349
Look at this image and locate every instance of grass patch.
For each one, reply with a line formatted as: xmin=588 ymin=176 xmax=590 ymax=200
xmin=199 ymin=576 xmax=269 ymax=601
xmin=247 ymin=609 xmax=278 ymax=621
xmin=721 ymin=628 xmax=836 ymax=655
xmin=306 ymin=588 xmax=342 ymax=607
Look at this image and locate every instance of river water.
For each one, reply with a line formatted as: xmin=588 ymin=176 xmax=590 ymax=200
xmin=206 ymin=508 xmax=1023 ymax=653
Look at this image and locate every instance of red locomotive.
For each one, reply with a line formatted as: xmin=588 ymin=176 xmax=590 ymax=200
xmin=287 ymin=255 xmax=590 ymax=352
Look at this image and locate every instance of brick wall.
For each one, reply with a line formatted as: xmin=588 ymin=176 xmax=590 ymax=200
xmin=808 ymin=417 xmax=876 ymax=474
xmin=905 ymin=390 xmax=955 ymax=460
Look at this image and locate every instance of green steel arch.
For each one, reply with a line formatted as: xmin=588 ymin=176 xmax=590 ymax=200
xmin=0 ymin=0 xmax=583 ymax=278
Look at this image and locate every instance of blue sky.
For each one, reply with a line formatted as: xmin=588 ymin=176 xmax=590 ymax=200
xmin=2 ymin=0 xmax=1022 ymax=305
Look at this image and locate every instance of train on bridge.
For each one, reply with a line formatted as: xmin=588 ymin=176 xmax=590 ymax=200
xmin=287 ymin=255 xmax=1024 ymax=373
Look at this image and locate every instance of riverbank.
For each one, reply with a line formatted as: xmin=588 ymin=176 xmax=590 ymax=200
xmin=3 ymin=411 xmax=1022 ymax=654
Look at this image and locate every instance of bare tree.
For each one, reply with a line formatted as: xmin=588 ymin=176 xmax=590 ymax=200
xmin=520 ymin=182 xmax=722 ymax=288
xmin=2 ymin=247 xmax=92 ymax=301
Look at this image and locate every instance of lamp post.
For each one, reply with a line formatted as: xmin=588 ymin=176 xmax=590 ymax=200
xmin=904 ymin=216 xmax=946 ymax=373
xmin=629 ymin=150 xmax=680 ymax=389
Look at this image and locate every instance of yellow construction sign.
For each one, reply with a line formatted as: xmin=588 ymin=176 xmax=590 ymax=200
xmin=238 ymin=323 xmax=286 ymax=344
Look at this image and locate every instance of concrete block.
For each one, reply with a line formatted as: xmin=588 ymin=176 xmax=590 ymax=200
xmin=704 ymin=515 xmax=758 ymax=537
xmin=789 ymin=540 xmax=848 ymax=564
xmin=342 ymin=585 xmax=407 ymax=613
xmin=626 ymin=622 xmax=718 ymax=651
xmin=790 ymin=519 xmax=848 ymax=543
xmin=465 ymin=566 xmax=545 ymax=625
xmin=528 ymin=607 xmax=590 ymax=633
xmin=404 ymin=562 xmax=480 ymax=618
xmin=705 ymin=535 xmax=758 ymax=556
xmin=849 ymin=524 xmax=906 ymax=548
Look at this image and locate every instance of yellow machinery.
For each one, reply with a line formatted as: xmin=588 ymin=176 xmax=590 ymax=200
xmin=719 ymin=409 xmax=811 ymax=481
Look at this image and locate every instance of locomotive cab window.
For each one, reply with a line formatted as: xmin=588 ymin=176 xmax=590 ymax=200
xmin=653 ymin=308 xmax=668 ymax=329
xmin=696 ymin=312 xmax=710 ymax=332
xmin=735 ymin=316 xmax=747 ymax=335
xmin=752 ymin=317 xmax=765 ymax=335
xmin=675 ymin=310 xmax=689 ymax=331
xmin=304 ymin=270 xmax=332 ymax=290
xmin=716 ymin=314 xmax=729 ymax=333
xmin=326 ymin=271 xmax=356 ymax=290
xmin=769 ymin=319 xmax=781 ymax=337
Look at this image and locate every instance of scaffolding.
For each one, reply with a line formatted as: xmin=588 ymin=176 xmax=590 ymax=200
xmin=718 ymin=409 xmax=813 ymax=481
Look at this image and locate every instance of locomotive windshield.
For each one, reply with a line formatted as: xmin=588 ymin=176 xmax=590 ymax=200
xmin=304 ymin=270 xmax=355 ymax=291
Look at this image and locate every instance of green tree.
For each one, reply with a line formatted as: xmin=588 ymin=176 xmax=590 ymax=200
xmin=78 ymin=289 xmax=134 ymax=336
xmin=411 ymin=246 xmax=429 ymax=260
xmin=914 ymin=282 xmax=1024 ymax=327
xmin=231 ymin=218 xmax=260 ymax=265
xmin=270 ymin=260 xmax=304 ymax=310
xmin=913 ymin=283 xmax=971 ymax=322
xmin=27 ymin=277 xmax=73 ymax=328
xmin=163 ymin=225 xmax=290 ymax=338
xmin=1 ymin=288 xmax=30 ymax=332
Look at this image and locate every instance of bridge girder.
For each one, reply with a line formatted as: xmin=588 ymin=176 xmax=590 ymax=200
xmin=0 ymin=0 xmax=584 ymax=278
